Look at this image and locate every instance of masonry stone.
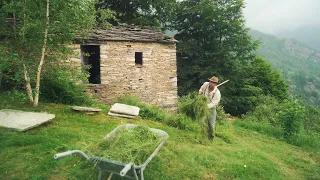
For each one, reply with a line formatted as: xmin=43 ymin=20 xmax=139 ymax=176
xmin=70 ymin=24 xmax=178 ymax=111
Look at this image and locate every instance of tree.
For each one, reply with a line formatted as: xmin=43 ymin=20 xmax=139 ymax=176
xmin=97 ymin=0 xmax=177 ymax=29
xmin=173 ymin=0 xmax=261 ymax=114
xmin=174 ymin=0 xmax=258 ymax=94
xmin=228 ymin=56 xmax=289 ymax=114
xmin=0 ymin=0 xmax=103 ymax=106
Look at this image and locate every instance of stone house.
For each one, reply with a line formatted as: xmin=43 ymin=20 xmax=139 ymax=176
xmin=69 ymin=24 xmax=178 ymax=111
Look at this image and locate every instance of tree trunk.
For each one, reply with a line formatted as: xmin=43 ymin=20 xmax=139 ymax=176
xmin=21 ymin=0 xmax=34 ymax=104
xmin=33 ymin=0 xmax=50 ymax=107
xmin=23 ymin=59 xmax=34 ymax=103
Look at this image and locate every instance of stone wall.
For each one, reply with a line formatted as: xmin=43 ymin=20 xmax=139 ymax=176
xmin=70 ymin=41 xmax=178 ymax=111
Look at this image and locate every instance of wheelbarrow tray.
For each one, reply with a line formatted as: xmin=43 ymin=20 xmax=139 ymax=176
xmin=54 ymin=124 xmax=169 ymax=180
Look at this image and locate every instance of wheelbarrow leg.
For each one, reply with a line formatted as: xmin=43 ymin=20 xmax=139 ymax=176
xmin=140 ymin=169 xmax=144 ymax=180
xmin=98 ymin=169 xmax=104 ymax=180
xmin=98 ymin=169 xmax=112 ymax=180
xmin=107 ymin=173 xmax=113 ymax=180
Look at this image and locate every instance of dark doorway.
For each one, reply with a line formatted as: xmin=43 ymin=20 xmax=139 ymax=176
xmin=135 ymin=52 xmax=143 ymax=65
xmin=81 ymin=45 xmax=101 ymax=84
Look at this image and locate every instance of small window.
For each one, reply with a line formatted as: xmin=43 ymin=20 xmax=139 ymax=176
xmin=135 ymin=52 xmax=143 ymax=65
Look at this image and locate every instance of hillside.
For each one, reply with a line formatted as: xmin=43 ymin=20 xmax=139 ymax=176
xmin=277 ymin=26 xmax=320 ymax=51
xmin=250 ymin=29 xmax=320 ymax=107
xmin=0 ymin=101 xmax=319 ymax=179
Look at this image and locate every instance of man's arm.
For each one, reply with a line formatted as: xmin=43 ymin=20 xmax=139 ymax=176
xmin=199 ymin=82 xmax=208 ymax=95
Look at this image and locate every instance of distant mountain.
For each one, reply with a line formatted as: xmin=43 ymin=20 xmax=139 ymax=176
xmin=250 ymin=29 xmax=320 ymax=107
xmin=276 ymin=26 xmax=320 ymax=51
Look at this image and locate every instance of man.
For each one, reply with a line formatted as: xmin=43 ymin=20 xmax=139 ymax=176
xmin=199 ymin=76 xmax=221 ymax=140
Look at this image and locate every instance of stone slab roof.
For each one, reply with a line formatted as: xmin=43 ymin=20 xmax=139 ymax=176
xmin=77 ymin=24 xmax=178 ymax=44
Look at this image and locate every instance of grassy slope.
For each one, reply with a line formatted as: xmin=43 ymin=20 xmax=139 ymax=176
xmin=0 ymin=103 xmax=319 ymax=180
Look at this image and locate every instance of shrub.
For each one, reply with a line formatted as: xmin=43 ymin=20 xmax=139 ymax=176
xmin=240 ymin=96 xmax=320 ymax=149
xmin=288 ymin=132 xmax=320 ymax=149
xmin=304 ymin=106 xmax=320 ymax=133
xmin=241 ymin=95 xmax=281 ymax=125
xmin=276 ymin=100 xmax=306 ymax=138
xmin=40 ymin=66 xmax=95 ymax=106
xmin=0 ymin=90 xmax=29 ymax=107
xmin=241 ymin=96 xmax=306 ymax=138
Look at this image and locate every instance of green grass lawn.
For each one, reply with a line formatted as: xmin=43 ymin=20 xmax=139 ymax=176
xmin=0 ymin=103 xmax=319 ymax=180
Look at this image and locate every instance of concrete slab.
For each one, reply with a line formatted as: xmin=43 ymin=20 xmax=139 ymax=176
xmin=109 ymin=103 xmax=140 ymax=116
xmin=0 ymin=109 xmax=55 ymax=131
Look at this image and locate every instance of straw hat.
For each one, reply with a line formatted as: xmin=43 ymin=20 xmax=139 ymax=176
xmin=208 ymin=76 xmax=219 ymax=83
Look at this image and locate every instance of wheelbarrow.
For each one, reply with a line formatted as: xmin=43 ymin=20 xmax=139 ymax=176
xmin=54 ymin=124 xmax=169 ymax=180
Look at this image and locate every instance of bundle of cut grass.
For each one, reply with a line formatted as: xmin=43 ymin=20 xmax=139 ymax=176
xmin=179 ymin=92 xmax=211 ymax=138
xmin=86 ymin=126 xmax=164 ymax=165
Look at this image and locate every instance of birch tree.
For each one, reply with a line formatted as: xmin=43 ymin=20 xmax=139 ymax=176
xmin=0 ymin=0 xmax=111 ymax=106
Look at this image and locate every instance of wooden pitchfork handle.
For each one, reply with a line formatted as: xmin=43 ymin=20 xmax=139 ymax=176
xmin=217 ymin=80 xmax=229 ymax=87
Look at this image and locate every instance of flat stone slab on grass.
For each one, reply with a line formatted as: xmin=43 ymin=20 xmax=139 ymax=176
xmin=109 ymin=103 xmax=140 ymax=116
xmin=70 ymin=106 xmax=102 ymax=112
xmin=0 ymin=109 xmax=55 ymax=131
xmin=108 ymin=112 xmax=137 ymax=119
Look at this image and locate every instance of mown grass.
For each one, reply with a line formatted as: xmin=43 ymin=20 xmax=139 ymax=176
xmin=0 ymin=96 xmax=319 ymax=179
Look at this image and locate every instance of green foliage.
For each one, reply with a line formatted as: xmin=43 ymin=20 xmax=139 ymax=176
xmin=40 ymin=65 xmax=95 ymax=106
xmin=241 ymin=95 xmax=320 ymax=148
xmin=97 ymin=0 xmax=177 ymax=29
xmin=304 ymin=105 xmax=320 ymax=132
xmin=95 ymin=8 xmax=118 ymax=28
xmin=242 ymin=95 xmax=282 ymax=125
xmin=276 ymin=100 xmax=306 ymax=139
xmin=172 ymin=1 xmax=290 ymax=117
xmin=224 ymin=56 xmax=289 ymax=115
xmin=0 ymin=48 xmax=25 ymax=90
xmin=0 ymin=90 xmax=29 ymax=107
xmin=247 ymin=57 xmax=289 ymax=100
xmin=0 ymin=0 xmax=102 ymax=105
xmin=288 ymin=132 xmax=320 ymax=150
xmin=216 ymin=105 xmax=231 ymax=126
xmin=174 ymin=0 xmax=258 ymax=96
xmin=173 ymin=0 xmax=292 ymax=116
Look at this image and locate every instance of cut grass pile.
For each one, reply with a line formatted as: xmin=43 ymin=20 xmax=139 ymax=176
xmin=85 ymin=126 xmax=165 ymax=165
xmin=179 ymin=93 xmax=211 ymax=138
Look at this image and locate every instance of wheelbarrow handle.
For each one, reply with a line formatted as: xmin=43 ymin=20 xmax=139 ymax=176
xmin=120 ymin=162 xmax=133 ymax=177
xmin=54 ymin=151 xmax=73 ymax=159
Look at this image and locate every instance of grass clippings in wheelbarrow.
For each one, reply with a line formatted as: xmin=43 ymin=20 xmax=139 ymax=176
xmin=86 ymin=126 xmax=165 ymax=165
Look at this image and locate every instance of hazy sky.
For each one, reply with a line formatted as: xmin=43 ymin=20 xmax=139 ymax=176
xmin=243 ymin=0 xmax=320 ymax=34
